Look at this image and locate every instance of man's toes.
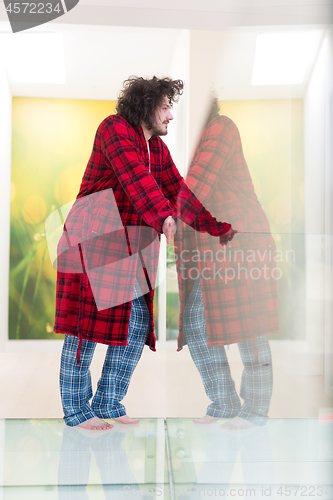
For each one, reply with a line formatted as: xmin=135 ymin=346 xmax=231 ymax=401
xmin=77 ymin=416 xmax=113 ymax=430
xmin=113 ymin=415 xmax=139 ymax=424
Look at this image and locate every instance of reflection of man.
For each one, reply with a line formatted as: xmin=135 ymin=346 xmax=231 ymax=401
xmin=58 ymin=425 xmax=139 ymax=499
xmin=54 ymin=78 xmax=233 ymax=430
xmin=176 ymin=101 xmax=279 ymax=429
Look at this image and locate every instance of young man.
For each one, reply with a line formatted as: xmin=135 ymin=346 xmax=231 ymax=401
xmin=54 ymin=77 xmax=233 ymax=430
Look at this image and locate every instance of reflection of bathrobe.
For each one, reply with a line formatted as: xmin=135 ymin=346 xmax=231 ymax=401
xmin=176 ymin=115 xmax=279 ymax=349
xmin=54 ymin=115 xmax=231 ymax=349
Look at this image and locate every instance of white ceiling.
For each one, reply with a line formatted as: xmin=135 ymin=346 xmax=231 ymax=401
xmin=1 ymin=0 xmax=332 ymax=27
xmin=2 ymin=0 xmax=328 ymax=29
xmin=0 ymin=0 xmax=329 ymax=101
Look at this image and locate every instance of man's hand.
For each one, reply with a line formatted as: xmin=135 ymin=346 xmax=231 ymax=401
xmin=219 ymin=228 xmax=237 ymax=246
xmin=163 ymin=216 xmax=177 ymax=244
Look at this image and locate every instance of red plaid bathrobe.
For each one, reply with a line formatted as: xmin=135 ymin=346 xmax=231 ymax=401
xmin=54 ymin=114 xmax=230 ymax=355
xmin=176 ymin=115 xmax=279 ymax=350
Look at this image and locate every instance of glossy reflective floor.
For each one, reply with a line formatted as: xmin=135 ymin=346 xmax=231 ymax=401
xmin=0 ymin=418 xmax=332 ymax=499
xmin=0 ymin=418 xmax=168 ymax=499
xmin=167 ymin=418 xmax=333 ymax=499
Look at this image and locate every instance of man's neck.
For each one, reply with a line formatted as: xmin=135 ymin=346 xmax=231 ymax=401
xmin=141 ymin=122 xmax=153 ymax=141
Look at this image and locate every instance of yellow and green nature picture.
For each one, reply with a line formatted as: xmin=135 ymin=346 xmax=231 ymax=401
xmin=9 ymin=97 xmax=304 ymax=340
xmin=10 ymin=98 xmax=117 ymax=340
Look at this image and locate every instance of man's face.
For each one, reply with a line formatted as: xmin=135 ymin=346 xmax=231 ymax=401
xmin=150 ymin=96 xmax=174 ymax=136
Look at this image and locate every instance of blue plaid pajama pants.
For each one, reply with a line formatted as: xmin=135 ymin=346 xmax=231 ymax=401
xmin=184 ymin=278 xmax=273 ymax=425
xmin=60 ymin=283 xmax=150 ymax=426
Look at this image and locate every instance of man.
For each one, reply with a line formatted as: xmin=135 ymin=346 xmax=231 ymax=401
xmin=54 ymin=77 xmax=233 ymax=430
xmin=175 ymin=101 xmax=279 ymax=429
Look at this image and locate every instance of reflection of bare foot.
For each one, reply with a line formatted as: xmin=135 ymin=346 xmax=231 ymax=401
xmin=77 ymin=417 xmax=113 ymax=430
xmin=193 ymin=415 xmax=218 ymax=424
xmin=113 ymin=415 xmax=139 ymax=424
xmin=220 ymin=416 xmax=255 ymax=430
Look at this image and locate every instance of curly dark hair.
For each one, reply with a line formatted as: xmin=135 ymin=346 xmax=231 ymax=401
xmin=116 ymin=76 xmax=184 ymax=129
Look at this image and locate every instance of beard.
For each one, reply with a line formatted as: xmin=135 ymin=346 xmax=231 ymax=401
xmin=150 ymin=122 xmax=168 ymax=137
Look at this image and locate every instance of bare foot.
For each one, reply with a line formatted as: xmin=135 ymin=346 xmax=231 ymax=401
xmin=113 ymin=415 xmax=139 ymax=424
xmin=77 ymin=416 xmax=113 ymax=430
xmin=193 ymin=415 xmax=218 ymax=424
xmin=220 ymin=416 xmax=255 ymax=430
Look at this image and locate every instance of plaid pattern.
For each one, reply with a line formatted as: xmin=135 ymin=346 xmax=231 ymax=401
xmin=184 ymin=278 xmax=273 ymax=425
xmin=176 ymin=115 xmax=279 ymax=348
xmin=54 ymin=114 xmax=230 ymax=348
xmin=60 ymin=290 xmax=150 ymax=426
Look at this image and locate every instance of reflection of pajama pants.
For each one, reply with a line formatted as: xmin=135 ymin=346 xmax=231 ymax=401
xmin=184 ymin=278 xmax=273 ymax=425
xmin=60 ymin=287 xmax=150 ymax=426
xmin=58 ymin=426 xmax=139 ymax=499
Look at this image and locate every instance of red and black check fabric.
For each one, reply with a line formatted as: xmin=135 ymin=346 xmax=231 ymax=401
xmin=54 ymin=115 xmax=231 ymax=349
xmin=176 ymin=115 xmax=279 ymax=349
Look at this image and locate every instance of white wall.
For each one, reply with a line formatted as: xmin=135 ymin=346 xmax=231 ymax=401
xmin=324 ymin=27 xmax=333 ymax=395
xmin=0 ymin=57 xmax=12 ymax=352
xmin=165 ymin=29 xmax=190 ymax=177
xmin=303 ymin=29 xmax=331 ymax=376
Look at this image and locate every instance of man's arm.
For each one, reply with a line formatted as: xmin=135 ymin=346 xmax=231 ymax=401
xmin=100 ymin=119 xmax=177 ymax=233
xmin=161 ymin=143 xmax=232 ymax=237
